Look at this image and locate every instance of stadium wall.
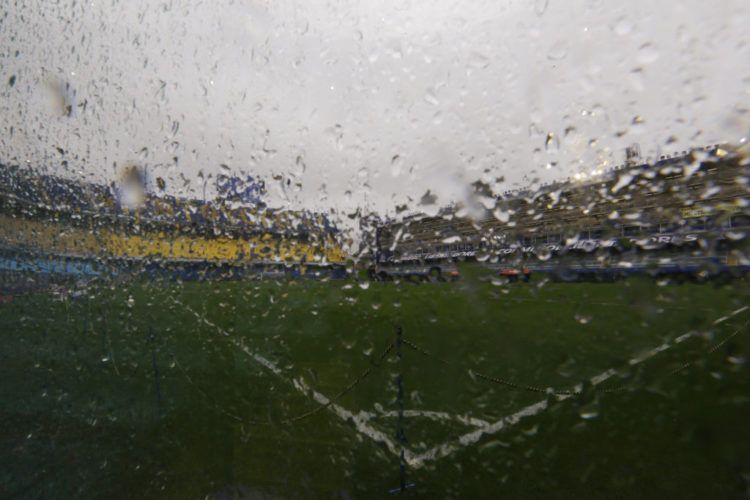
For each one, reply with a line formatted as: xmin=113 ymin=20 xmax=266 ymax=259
xmin=0 ymin=213 xmax=346 ymax=267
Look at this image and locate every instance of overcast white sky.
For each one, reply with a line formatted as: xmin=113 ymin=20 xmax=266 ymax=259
xmin=1 ymin=0 xmax=749 ymax=220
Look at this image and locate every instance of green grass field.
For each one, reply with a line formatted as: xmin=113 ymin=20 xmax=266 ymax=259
xmin=1 ymin=269 xmax=749 ymax=498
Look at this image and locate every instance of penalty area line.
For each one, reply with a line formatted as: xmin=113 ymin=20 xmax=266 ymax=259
xmin=168 ymin=296 xmax=408 ymax=462
xmin=167 ymin=297 xmax=747 ymax=470
xmin=406 ymin=304 xmax=750 ymax=469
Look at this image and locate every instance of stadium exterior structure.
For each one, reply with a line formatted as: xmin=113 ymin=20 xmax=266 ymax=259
xmin=0 ymin=164 xmax=348 ymax=282
xmin=374 ymin=145 xmax=750 ymax=280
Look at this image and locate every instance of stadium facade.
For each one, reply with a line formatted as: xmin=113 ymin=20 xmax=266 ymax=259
xmin=375 ymin=145 xmax=750 ymax=279
xmin=0 ymin=164 xmax=347 ymax=282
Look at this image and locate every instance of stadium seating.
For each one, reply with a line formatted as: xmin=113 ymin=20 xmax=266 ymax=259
xmin=378 ymin=146 xmax=750 ymax=269
xmin=0 ymin=164 xmax=346 ymax=268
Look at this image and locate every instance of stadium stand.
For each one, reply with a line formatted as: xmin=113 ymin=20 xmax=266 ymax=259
xmin=375 ymin=145 xmax=750 ymax=279
xmin=0 ymin=164 xmax=347 ymax=280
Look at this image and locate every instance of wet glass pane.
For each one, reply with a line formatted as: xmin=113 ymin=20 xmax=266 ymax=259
xmin=1 ymin=1 xmax=750 ymax=498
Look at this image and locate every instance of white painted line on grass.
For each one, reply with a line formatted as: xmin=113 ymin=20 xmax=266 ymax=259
xmin=171 ymin=296 xmax=748 ymax=470
xmin=713 ymin=305 xmax=748 ymax=325
xmin=293 ymin=378 xmax=416 ymax=463
xmin=170 ymin=297 xmax=406 ymax=460
xmin=367 ymin=410 xmax=491 ymax=429
xmin=407 ymin=304 xmax=749 ymax=468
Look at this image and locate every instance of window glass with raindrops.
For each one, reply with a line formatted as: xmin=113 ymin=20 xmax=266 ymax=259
xmin=1 ymin=1 xmax=750 ymax=498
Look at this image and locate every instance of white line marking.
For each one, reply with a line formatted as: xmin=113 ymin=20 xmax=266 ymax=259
xmin=170 ymin=297 xmax=405 ymax=459
xmin=407 ymin=304 xmax=750 ymax=468
xmin=713 ymin=305 xmax=748 ymax=325
xmin=361 ymin=409 xmax=491 ymax=428
xmin=293 ymin=378 xmax=417 ymax=463
xmin=409 ymin=400 xmax=550 ymax=468
xmin=171 ymin=296 xmax=748 ymax=469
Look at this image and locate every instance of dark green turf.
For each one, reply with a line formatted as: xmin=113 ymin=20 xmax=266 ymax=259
xmin=1 ymin=270 xmax=749 ymax=498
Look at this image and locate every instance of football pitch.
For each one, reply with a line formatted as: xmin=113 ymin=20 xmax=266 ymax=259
xmin=1 ymin=269 xmax=749 ymax=498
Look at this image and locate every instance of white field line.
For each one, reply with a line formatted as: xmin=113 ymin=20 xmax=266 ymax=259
xmin=366 ymin=410 xmax=491 ymax=428
xmin=293 ymin=378 xmax=415 ymax=462
xmin=169 ymin=297 xmax=406 ymax=460
xmin=407 ymin=304 xmax=749 ymax=468
xmin=171 ymin=296 xmax=748 ymax=470
xmin=714 ymin=305 xmax=748 ymax=324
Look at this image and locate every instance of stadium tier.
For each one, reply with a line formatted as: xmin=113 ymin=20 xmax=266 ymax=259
xmin=375 ymin=145 xmax=750 ymax=278
xmin=0 ymin=164 xmax=346 ymax=278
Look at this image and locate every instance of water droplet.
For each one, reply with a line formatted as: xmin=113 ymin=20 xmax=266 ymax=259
xmin=611 ymin=174 xmax=634 ymax=193
xmin=614 ymin=17 xmax=632 ymax=36
xmin=534 ymin=0 xmax=549 ymax=16
xmin=575 ymin=313 xmax=592 ymax=324
xmin=493 ymin=209 xmax=510 ymax=223
xmin=545 ymin=132 xmax=559 ymax=153
xmin=726 ymin=231 xmax=746 ymax=241
xmin=522 ymin=424 xmax=539 ymax=436
xmin=391 ymin=155 xmax=403 ymax=177
xmin=420 ymin=190 xmax=437 ymax=206
xmin=637 ymin=43 xmax=659 ymax=64
xmin=579 ymin=406 xmax=599 ymax=420
xmin=728 ymin=355 xmax=746 ymax=365
xmin=547 ymin=42 xmax=568 ymax=61
xmin=535 ymin=248 xmax=552 ymax=261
